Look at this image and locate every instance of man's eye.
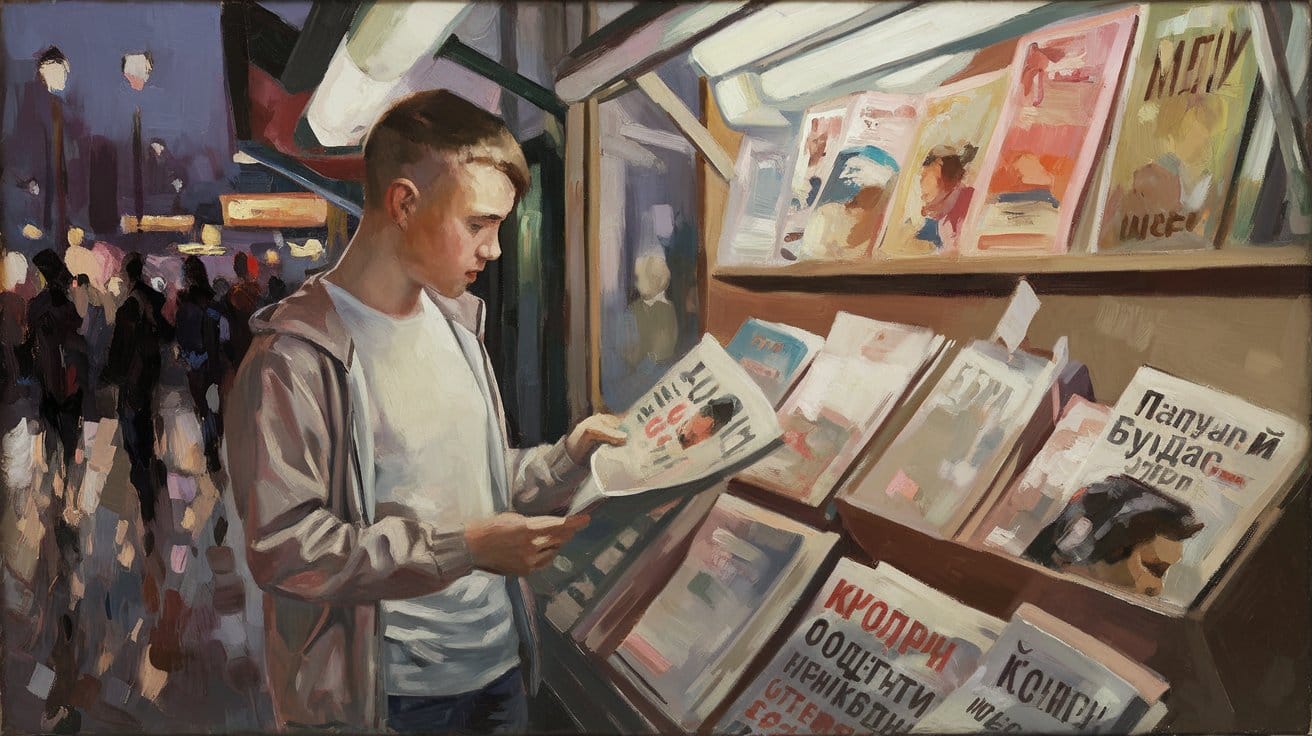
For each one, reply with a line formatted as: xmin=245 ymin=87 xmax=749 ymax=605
xmin=468 ymin=223 xmax=483 ymax=233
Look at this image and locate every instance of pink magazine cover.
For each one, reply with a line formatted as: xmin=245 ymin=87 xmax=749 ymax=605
xmin=958 ymin=7 xmax=1140 ymax=256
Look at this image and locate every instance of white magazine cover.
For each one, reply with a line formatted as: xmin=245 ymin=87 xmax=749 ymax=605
xmin=715 ymin=559 xmax=1003 ymax=735
xmin=718 ymin=135 xmax=793 ymax=266
xmin=1022 ymin=366 xmax=1309 ymax=612
xmin=913 ymin=604 xmax=1166 ymax=733
xmin=570 ymin=334 xmax=782 ymax=514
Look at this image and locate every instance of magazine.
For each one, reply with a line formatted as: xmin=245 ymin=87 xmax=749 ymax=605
xmin=841 ymin=340 xmax=1061 ymax=538
xmin=723 ymin=318 xmax=825 ymax=408
xmin=965 ymin=396 xmax=1112 ymax=555
xmin=715 ymin=559 xmax=1003 ymax=735
xmin=913 ymin=603 xmax=1169 ymax=733
xmin=533 ymin=493 xmax=688 ymax=632
xmin=775 ymin=98 xmax=851 ymax=259
xmin=568 ymin=334 xmax=783 ymax=515
xmin=1092 ymin=2 xmax=1260 ymax=252
xmin=608 ymin=494 xmax=839 ymax=730
xmin=738 ymin=313 xmax=945 ymax=508
xmin=880 ymin=70 xmax=1011 ymax=257
xmin=791 ymin=92 xmax=920 ymax=261
xmin=718 ymin=136 xmax=793 ymax=266
xmin=1022 ymin=367 xmax=1309 ymax=612
xmin=568 ymin=484 xmax=725 ymax=648
xmin=958 ymin=7 xmax=1140 ymax=255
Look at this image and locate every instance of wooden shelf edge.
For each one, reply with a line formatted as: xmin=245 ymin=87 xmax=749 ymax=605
xmin=714 ymin=245 xmax=1312 ymax=279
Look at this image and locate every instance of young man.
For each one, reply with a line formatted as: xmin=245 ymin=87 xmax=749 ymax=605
xmin=225 ymin=90 xmax=626 ymax=733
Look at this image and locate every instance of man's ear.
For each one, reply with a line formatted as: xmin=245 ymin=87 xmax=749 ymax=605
xmin=384 ymin=178 xmax=420 ymax=230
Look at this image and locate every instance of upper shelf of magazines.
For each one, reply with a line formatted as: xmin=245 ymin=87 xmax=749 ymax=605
xmin=557 ymin=1 xmax=1311 ymax=272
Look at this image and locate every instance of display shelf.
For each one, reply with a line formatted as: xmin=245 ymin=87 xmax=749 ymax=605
xmin=832 ymin=485 xmax=1312 ymax=734
xmin=538 ymin=623 xmax=655 ymax=734
xmin=711 ymin=246 xmax=1312 ymax=296
xmin=715 ymin=245 xmax=1311 ymax=277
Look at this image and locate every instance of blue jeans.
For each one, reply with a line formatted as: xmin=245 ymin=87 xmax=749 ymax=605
xmin=387 ymin=667 xmax=527 ymax=734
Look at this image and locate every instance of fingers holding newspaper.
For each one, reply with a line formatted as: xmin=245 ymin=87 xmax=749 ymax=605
xmin=465 ymin=513 xmax=591 ymax=575
xmin=565 ymin=413 xmax=628 ymax=465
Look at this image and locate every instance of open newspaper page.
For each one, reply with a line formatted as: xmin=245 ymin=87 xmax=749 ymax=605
xmin=715 ymin=559 xmax=1002 ymax=735
xmin=570 ymin=334 xmax=782 ymax=514
xmin=913 ymin=604 xmax=1165 ymax=733
xmin=1022 ymin=367 xmax=1310 ymax=612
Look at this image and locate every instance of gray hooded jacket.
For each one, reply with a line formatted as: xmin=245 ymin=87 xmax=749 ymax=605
xmin=225 ymin=273 xmax=586 ymax=731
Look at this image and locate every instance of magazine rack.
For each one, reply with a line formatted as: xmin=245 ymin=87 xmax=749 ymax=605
xmin=547 ymin=2 xmax=1310 ymax=733
xmin=691 ymin=75 xmax=1311 ymax=736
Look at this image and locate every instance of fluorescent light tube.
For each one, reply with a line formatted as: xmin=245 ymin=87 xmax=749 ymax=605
xmin=345 ymin=1 xmax=471 ymax=82
xmin=713 ymin=74 xmax=790 ymax=128
xmin=760 ymin=1 xmax=1045 ymax=101
xmin=557 ymin=2 xmax=749 ymax=103
xmin=306 ymin=38 xmax=400 ymax=147
xmin=691 ymin=2 xmax=881 ymax=78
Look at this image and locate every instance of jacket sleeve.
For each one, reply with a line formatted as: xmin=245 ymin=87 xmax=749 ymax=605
xmin=226 ymin=338 xmax=474 ymax=605
xmin=505 ymin=439 xmax=590 ymax=516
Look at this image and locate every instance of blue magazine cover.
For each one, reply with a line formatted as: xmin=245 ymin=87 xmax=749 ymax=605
xmin=724 ymin=319 xmax=824 ymax=407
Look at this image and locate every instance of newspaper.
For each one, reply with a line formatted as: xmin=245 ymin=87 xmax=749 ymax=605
xmin=913 ymin=604 xmax=1165 ymax=733
xmin=715 ymin=559 xmax=1002 ymax=735
xmin=569 ymin=335 xmax=783 ymax=514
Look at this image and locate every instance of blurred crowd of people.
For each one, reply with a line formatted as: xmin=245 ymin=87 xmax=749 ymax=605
xmin=1 ymin=247 xmax=288 ymax=530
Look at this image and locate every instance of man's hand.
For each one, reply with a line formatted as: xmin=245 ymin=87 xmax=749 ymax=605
xmin=464 ymin=513 xmax=590 ymax=576
xmin=564 ymin=413 xmax=627 ymax=465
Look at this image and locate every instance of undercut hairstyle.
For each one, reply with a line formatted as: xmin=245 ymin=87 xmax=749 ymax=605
xmin=362 ymin=89 xmax=529 ymax=207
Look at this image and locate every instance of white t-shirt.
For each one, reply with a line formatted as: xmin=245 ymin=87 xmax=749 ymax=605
xmin=324 ymin=281 xmax=519 ymax=696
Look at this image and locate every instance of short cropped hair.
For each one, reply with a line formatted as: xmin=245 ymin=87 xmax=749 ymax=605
xmin=362 ymin=89 xmax=529 ymax=206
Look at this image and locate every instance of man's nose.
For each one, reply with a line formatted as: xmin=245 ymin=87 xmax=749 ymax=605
xmin=477 ymin=239 xmax=501 ymax=261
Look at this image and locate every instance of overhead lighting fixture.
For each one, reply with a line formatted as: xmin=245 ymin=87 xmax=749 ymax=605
xmin=345 ymin=2 xmax=472 ymax=81
xmin=305 ymin=2 xmax=471 ymax=147
xmin=557 ymin=2 xmax=751 ymax=103
xmin=691 ymin=2 xmax=885 ymax=78
xmin=760 ymin=1 xmax=1045 ymax=101
xmin=712 ymin=74 xmax=789 ymax=129
xmin=870 ymin=51 xmax=976 ymax=94
xmin=305 ymin=39 xmax=405 ymax=147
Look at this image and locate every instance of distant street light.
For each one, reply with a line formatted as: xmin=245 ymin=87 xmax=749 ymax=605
xmin=123 ymin=52 xmax=152 ymax=230
xmin=38 ymin=46 xmax=70 ymax=251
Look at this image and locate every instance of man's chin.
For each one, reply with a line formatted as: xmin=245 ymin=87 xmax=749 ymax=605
xmin=428 ymin=282 xmax=466 ymax=299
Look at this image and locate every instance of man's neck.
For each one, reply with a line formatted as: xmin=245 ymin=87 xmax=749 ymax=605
xmin=326 ymin=217 xmax=425 ymax=317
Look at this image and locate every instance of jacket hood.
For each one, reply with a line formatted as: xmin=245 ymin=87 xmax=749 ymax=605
xmin=249 ymin=272 xmax=487 ymax=368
